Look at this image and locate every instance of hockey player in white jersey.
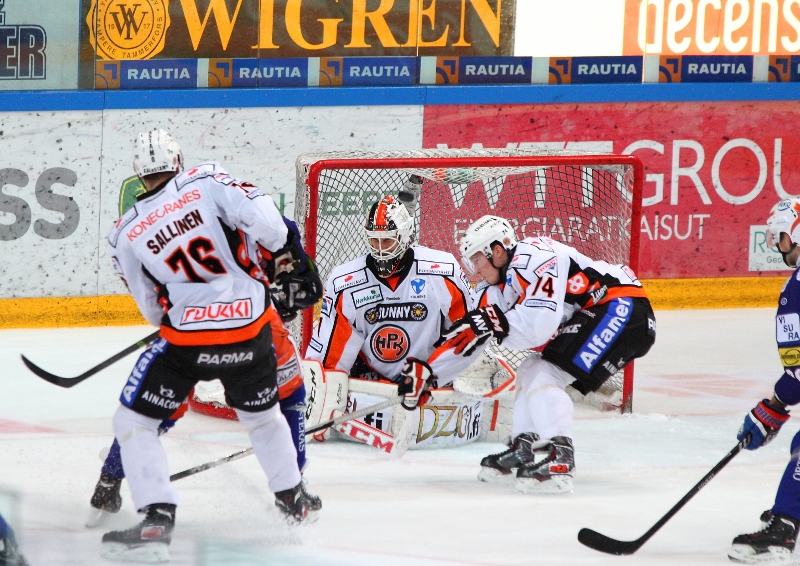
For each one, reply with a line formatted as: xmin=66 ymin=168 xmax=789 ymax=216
xmin=440 ymin=215 xmax=656 ymax=494
xmin=304 ymin=194 xmax=499 ymax=453
xmin=101 ymin=129 xmax=318 ymax=562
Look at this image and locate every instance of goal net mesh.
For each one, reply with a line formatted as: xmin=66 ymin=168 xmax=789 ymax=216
xmin=295 ymin=148 xmax=642 ymax=412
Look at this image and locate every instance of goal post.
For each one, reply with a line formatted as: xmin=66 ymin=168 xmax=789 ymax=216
xmin=295 ymin=148 xmax=645 ymax=413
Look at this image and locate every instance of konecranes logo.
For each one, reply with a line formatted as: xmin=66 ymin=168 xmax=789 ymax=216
xmin=86 ymin=0 xmax=170 ymax=60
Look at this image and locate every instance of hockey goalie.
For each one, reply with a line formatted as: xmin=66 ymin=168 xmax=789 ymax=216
xmin=302 ymin=193 xmax=515 ymax=456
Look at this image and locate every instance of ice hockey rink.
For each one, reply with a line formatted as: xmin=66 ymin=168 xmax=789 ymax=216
xmin=0 ymin=307 xmax=790 ymax=565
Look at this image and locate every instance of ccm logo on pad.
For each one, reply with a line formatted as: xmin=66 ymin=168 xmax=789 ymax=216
xmin=182 ymin=298 xmax=252 ymax=324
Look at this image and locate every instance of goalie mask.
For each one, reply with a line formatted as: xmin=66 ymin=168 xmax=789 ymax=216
xmin=364 ymin=196 xmax=414 ymax=277
xmin=767 ymin=198 xmax=800 ymax=267
xmin=460 ymin=215 xmax=518 ymax=275
xmin=133 ymin=129 xmax=183 ymax=178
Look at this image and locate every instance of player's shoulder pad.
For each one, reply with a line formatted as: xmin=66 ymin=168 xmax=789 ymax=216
xmin=513 ymin=240 xmax=560 ymax=277
xmin=108 ymin=205 xmax=139 ymax=248
xmin=173 ymin=162 xmax=221 ymax=190
xmin=413 ymin=246 xmax=457 ymax=277
xmin=329 ymin=256 xmax=370 ymax=294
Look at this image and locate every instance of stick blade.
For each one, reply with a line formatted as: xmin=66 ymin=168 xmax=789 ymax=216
xmin=20 ymin=354 xmax=78 ymax=388
xmin=578 ymin=528 xmax=643 ymax=555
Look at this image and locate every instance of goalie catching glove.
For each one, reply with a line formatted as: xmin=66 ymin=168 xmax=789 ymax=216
xmin=439 ymin=305 xmax=509 ymax=357
xmin=397 ymin=358 xmax=434 ymax=410
xmin=261 ymin=217 xmax=323 ymax=322
xmin=738 ymin=398 xmax=790 ymax=450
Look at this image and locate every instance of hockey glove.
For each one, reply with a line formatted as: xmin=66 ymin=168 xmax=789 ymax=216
xmin=270 ymin=257 xmax=323 ymax=322
xmin=398 ymin=174 xmax=423 ymax=215
xmin=397 ymin=358 xmax=434 ymax=411
xmin=438 ymin=305 xmax=509 ymax=357
xmin=738 ymin=399 xmax=790 ymax=450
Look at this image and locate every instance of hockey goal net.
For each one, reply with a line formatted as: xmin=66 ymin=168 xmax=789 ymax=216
xmin=294 ymin=148 xmax=644 ymax=413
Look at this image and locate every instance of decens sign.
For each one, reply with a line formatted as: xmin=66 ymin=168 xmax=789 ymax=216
xmin=624 ymin=0 xmax=800 ymax=55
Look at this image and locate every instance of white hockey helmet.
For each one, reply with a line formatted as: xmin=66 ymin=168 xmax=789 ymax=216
xmin=767 ymin=198 xmax=800 ymax=257
xmin=133 ymin=129 xmax=183 ymax=178
xmin=460 ymin=215 xmax=518 ymax=275
xmin=364 ymin=195 xmax=414 ymax=277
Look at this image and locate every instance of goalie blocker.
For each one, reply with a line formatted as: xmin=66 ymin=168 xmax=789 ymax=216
xmin=302 ymin=352 xmax=515 ymax=457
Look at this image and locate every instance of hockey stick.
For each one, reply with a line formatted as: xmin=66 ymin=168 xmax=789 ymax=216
xmin=20 ymin=331 xmax=160 ymax=388
xmin=169 ymin=395 xmax=404 ymax=482
xmin=577 ymin=439 xmax=746 ymax=555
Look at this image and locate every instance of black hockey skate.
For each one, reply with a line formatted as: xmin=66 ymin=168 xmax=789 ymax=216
xmin=0 ymin=536 xmax=29 ymax=566
xmin=301 ymin=479 xmax=322 ymax=515
xmin=86 ymin=473 xmax=123 ymax=528
xmin=101 ymin=503 xmax=175 ymax=563
xmin=729 ymin=512 xmax=799 ymax=563
xmin=515 ymin=436 xmax=575 ymax=495
xmin=275 ymin=483 xmax=310 ymax=525
xmin=478 ymin=432 xmax=541 ymax=483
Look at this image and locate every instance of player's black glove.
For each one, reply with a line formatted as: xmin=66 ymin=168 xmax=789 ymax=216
xmin=262 ymin=218 xmax=323 ymax=322
xmin=737 ymin=398 xmax=790 ymax=450
xmin=438 ymin=305 xmax=509 ymax=357
xmin=397 ymin=357 xmax=434 ymax=411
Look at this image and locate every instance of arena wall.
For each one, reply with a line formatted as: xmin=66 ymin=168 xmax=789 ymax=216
xmin=0 ymin=83 xmax=796 ymax=328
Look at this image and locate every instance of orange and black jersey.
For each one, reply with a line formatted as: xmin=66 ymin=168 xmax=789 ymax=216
xmin=305 ymin=246 xmax=482 ymax=385
xmin=472 ymin=236 xmax=647 ymax=351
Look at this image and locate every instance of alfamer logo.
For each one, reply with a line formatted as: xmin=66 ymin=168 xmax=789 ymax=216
xmin=87 ymin=0 xmax=170 ymax=60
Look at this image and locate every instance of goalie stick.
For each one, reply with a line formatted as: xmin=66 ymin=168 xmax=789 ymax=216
xmin=577 ymin=440 xmax=746 ymax=555
xmin=169 ymin=395 xmax=404 ymax=482
xmin=21 ymin=331 xmax=160 ymax=388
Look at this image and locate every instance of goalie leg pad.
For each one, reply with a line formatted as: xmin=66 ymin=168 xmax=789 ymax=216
xmin=302 ymin=360 xmax=348 ymax=442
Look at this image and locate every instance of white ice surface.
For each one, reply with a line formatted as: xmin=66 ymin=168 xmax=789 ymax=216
xmin=0 ymin=308 xmax=792 ymax=565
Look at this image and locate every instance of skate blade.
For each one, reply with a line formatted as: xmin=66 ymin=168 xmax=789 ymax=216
xmin=515 ymin=475 xmax=574 ymax=495
xmin=306 ymin=509 xmax=320 ymax=524
xmin=478 ymin=467 xmax=514 ymax=484
xmin=728 ymin=544 xmax=794 ymax=564
xmin=101 ymin=541 xmax=169 ymax=563
xmin=86 ymin=508 xmax=110 ymax=528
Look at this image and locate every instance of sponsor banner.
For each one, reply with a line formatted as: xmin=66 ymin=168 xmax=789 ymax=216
xmin=451 ymin=56 xmax=532 ymax=84
xmin=749 ymin=225 xmax=789 ymax=271
xmin=96 ymin=59 xmax=196 ymax=89
xmin=208 ymin=58 xmax=307 ymax=88
xmin=0 ymin=0 xmax=79 ymax=90
xmin=318 ymin=56 xmax=416 ymax=87
xmin=658 ymin=55 xmax=753 ymax=83
xmin=423 ymin=101 xmax=800 ymax=279
xmin=0 ymin=111 xmax=103 ymax=298
xmin=79 ymin=0 xmax=514 ymax=88
xmin=549 ymin=56 xmax=643 ymax=84
xmin=768 ymin=55 xmax=800 ymax=81
xmin=623 ymin=0 xmax=800 ymax=56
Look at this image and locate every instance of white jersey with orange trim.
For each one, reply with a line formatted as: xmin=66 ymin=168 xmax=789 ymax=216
xmin=108 ymin=162 xmax=288 ymax=347
xmin=473 ymin=236 xmax=647 ymax=351
xmin=305 ymin=246 xmax=479 ymax=385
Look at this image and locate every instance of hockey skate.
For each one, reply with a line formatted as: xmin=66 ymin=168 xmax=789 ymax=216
xmin=301 ymin=479 xmax=322 ymax=519
xmin=729 ymin=512 xmax=799 ymax=563
xmin=275 ymin=483 xmax=311 ymax=525
xmin=478 ymin=433 xmax=541 ymax=483
xmin=515 ymin=436 xmax=575 ymax=495
xmin=101 ymin=503 xmax=175 ymax=563
xmin=0 ymin=536 xmax=29 ymax=566
xmin=86 ymin=473 xmax=123 ymax=528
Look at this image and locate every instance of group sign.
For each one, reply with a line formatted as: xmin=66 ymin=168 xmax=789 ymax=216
xmin=422 ymin=100 xmax=800 ymax=279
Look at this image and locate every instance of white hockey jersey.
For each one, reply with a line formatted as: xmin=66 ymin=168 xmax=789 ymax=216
xmin=305 ymin=246 xmax=479 ymax=385
xmin=473 ymin=237 xmax=648 ymax=351
xmin=107 ymin=162 xmax=287 ymax=346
